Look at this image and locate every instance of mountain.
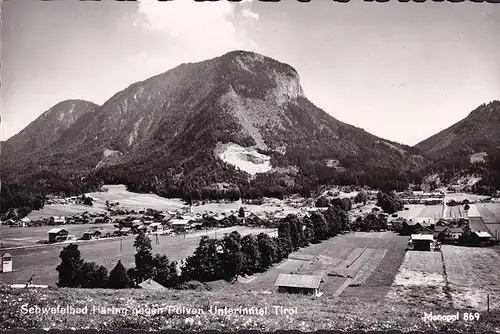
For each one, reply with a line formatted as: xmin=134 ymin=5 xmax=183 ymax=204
xmin=416 ymin=101 xmax=500 ymax=160
xmin=2 ymin=100 xmax=99 ymax=158
xmin=1 ymin=50 xmax=427 ymax=211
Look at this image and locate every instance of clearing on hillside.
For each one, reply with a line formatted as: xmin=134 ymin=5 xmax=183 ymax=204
xmin=27 ymin=184 xmax=187 ymax=220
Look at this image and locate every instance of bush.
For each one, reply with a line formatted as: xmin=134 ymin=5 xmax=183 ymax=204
xmin=176 ymin=280 xmax=211 ymax=291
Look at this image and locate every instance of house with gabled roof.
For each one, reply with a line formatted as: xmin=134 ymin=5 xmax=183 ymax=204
xmin=274 ymin=273 xmax=324 ymax=296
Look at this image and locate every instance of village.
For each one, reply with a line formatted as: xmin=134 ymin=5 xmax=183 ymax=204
xmin=1 ymin=184 xmax=500 ymax=301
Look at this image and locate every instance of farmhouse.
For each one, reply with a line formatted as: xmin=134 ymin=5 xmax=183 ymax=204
xmin=274 ymin=273 xmax=324 ymax=296
xmin=48 ymin=228 xmax=69 ymax=243
xmin=149 ymin=222 xmax=163 ymax=233
xmin=414 ymin=226 xmax=433 ymax=234
xmin=402 ymin=219 xmax=433 ymax=235
xmin=448 ymin=227 xmax=464 ymax=240
xmin=415 ymin=217 xmax=436 ymax=225
xmin=411 ymin=234 xmax=434 ymax=251
xmin=19 ymin=217 xmax=31 ymax=227
xmin=170 ymin=219 xmax=190 ymax=232
xmin=82 ymin=230 xmax=102 ymax=240
xmin=50 ymin=216 xmax=66 ymax=225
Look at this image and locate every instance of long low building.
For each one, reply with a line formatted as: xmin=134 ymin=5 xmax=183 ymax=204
xmin=274 ymin=273 xmax=324 ymax=296
xmin=411 ymin=234 xmax=434 ymax=251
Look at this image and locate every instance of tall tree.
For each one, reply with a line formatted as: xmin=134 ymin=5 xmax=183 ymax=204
xmin=310 ymin=212 xmax=329 ymax=242
xmin=130 ymin=232 xmax=155 ymax=284
xmin=220 ymin=231 xmax=244 ymax=281
xmin=240 ymin=234 xmax=261 ymax=275
xmin=78 ymin=261 xmax=108 ymax=288
xmin=56 ymin=244 xmax=84 ymax=288
xmin=257 ymin=233 xmax=278 ymax=270
xmin=277 ymin=221 xmax=293 ymax=257
xmin=238 ymin=207 xmax=245 ymax=218
xmin=107 ymin=260 xmax=133 ymax=289
xmin=182 ymin=236 xmax=222 ymax=282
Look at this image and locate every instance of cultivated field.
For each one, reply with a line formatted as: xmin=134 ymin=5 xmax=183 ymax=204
xmin=476 ymin=203 xmax=500 ymax=239
xmin=27 ymin=205 xmax=106 ymax=220
xmin=446 ymin=205 xmax=467 ymax=219
xmin=0 ymin=226 xmax=275 ymax=287
xmin=387 ymin=250 xmax=448 ymax=308
xmin=390 ymin=204 xmax=443 ymax=221
xmin=442 ymin=245 xmax=500 ymax=311
xmin=388 ymin=245 xmax=500 ymax=311
xmin=0 ymin=224 xmax=117 ymax=248
xmin=193 ymin=199 xmax=300 ymax=215
xmin=228 ymin=231 xmax=409 ymax=300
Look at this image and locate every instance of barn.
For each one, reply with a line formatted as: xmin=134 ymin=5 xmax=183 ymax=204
xmin=274 ymin=273 xmax=323 ymax=296
xmin=82 ymin=230 xmax=102 ymax=240
xmin=411 ymin=234 xmax=434 ymax=251
xmin=474 ymin=231 xmax=493 ymax=246
xmin=47 ymin=228 xmax=69 ymax=243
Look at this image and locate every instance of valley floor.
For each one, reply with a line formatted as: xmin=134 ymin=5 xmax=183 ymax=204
xmin=0 ymin=226 xmax=275 ymax=287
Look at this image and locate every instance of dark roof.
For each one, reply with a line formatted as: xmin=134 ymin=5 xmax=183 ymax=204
xmin=448 ymin=227 xmax=464 ymax=233
xmin=274 ymin=274 xmax=322 ymax=289
xmin=434 ymin=226 xmax=449 ymax=232
xmin=47 ymin=228 xmax=68 ymax=234
xmin=83 ymin=230 xmax=101 ymax=235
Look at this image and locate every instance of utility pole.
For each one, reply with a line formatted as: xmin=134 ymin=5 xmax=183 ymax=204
xmin=120 ymin=237 xmax=123 ymax=252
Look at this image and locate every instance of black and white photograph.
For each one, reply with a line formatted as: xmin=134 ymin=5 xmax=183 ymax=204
xmin=1 ymin=0 xmax=500 ymax=331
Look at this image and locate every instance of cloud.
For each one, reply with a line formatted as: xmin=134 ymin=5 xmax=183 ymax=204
xmin=242 ymin=8 xmax=259 ymax=20
xmin=136 ymin=0 xmax=259 ymax=59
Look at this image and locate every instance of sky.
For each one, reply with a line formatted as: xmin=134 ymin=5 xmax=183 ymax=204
xmin=1 ymin=0 xmax=499 ymax=146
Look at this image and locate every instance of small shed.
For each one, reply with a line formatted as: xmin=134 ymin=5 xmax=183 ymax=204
xmin=1 ymin=253 xmax=13 ymax=272
xmin=48 ymin=228 xmax=69 ymax=243
xmin=82 ymin=230 xmax=102 ymax=240
xmin=274 ymin=273 xmax=323 ymax=296
xmin=411 ymin=234 xmax=434 ymax=251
